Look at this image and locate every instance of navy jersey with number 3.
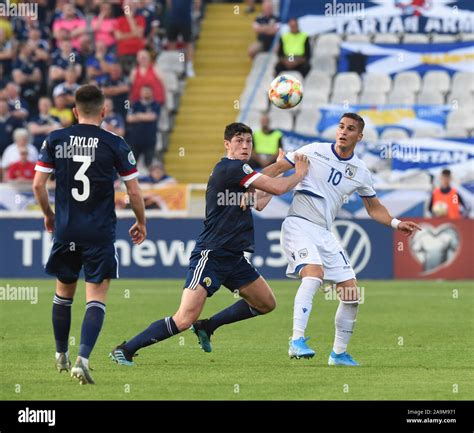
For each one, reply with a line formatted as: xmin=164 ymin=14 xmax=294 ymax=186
xmin=196 ymin=158 xmax=262 ymax=253
xmin=35 ymin=124 xmax=138 ymax=246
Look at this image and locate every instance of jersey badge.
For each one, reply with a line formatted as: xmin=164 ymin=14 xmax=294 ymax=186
xmin=344 ymin=164 xmax=357 ymax=179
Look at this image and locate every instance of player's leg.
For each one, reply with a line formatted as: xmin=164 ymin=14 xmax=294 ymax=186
xmin=53 ymin=279 xmax=77 ymax=372
xmin=45 ymin=241 xmax=82 ymax=373
xmin=281 ymin=218 xmax=323 ymax=359
xmin=110 ymin=285 xmax=208 ymax=364
xmin=110 ymin=249 xmax=214 ymax=363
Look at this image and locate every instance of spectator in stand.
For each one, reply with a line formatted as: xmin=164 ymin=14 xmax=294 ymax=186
xmin=1 ymin=128 xmax=38 ymax=181
xmin=130 ymin=49 xmax=166 ymax=105
xmin=139 ymin=161 xmax=176 ymax=186
xmin=166 ymin=0 xmax=200 ymax=78
xmin=249 ymin=114 xmax=282 ymax=169
xmin=100 ymin=62 xmax=130 ymax=119
xmin=3 ymin=83 xmax=29 ymax=120
xmin=248 ymin=0 xmax=280 ymax=58
xmin=275 ymin=18 xmax=311 ymax=78
xmin=26 ymin=28 xmax=50 ymax=84
xmin=126 ymin=85 xmax=160 ymax=168
xmin=102 ymin=98 xmax=125 ymax=137
xmin=0 ymin=98 xmax=25 ymax=157
xmin=428 ymin=169 xmax=469 ymax=219
xmin=6 ymin=146 xmax=36 ymax=182
xmin=52 ymin=3 xmax=87 ymax=51
xmin=114 ymin=0 xmax=147 ymax=75
xmin=0 ymin=27 xmax=15 ymax=79
xmin=12 ymin=41 xmax=43 ymax=111
xmin=28 ymin=97 xmax=61 ymax=151
xmin=50 ymin=90 xmax=74 ymax=127
xmin=91 ymin=3 xmax=117 ymax=49
xmin=86 ymin=40 xmax=116 ymax=84
xmin=49 ymin=39 xmax=82 ymax=89
xmin=52 ymin=68 xmax=80 ymax=108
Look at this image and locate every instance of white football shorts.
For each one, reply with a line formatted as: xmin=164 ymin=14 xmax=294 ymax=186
xmin=281 ymin=216 xmax=356 ymax=283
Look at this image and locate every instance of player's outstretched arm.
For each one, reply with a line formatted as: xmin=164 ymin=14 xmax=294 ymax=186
xmin=251 ymin=153 xmax=308 ymax=196
xmin=33 ymin=171 xmax=55 ymax=233
xmin=125 ymin=178 xmax=147 ymax=245
xmin=362 ymin=196 xmax=422 ymax=237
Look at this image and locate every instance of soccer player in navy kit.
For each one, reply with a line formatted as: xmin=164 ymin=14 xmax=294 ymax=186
xmin=33 ymin=85 xmax=146 ymax=384
xmin=110 ymin=123 xmax=308 ymax=364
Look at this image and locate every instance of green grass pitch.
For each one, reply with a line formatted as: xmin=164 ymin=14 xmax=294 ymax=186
xmin=0 ymin=279 xmax=472 ymax=400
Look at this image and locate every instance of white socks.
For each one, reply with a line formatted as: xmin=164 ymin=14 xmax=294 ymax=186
xmin=292 ymin=277 xmax=322 ymax=340
xmin=333 ymin=301 xmax=359 ymax=354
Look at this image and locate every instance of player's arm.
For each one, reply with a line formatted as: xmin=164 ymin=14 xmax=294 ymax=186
xmin=124 ymin=177 xmax=147 ymax=245
xmin=32 ymin=170 xmax=54 ymax=233
xmin=362 ymin=196 xmax=422 ymax=237
xmin=261 ymin=149 xmax=294 ymax=178
xmin=250 ymin=153 xmax=308 ymax=196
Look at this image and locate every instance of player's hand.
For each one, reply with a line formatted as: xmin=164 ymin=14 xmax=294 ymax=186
xmin=129 ymin=221 xmax=147 ymax=245
xmin=398 ymin=221 xmax=422 ymax=237
xmin=276 ymin=148 xmax=285 ymax=162
xmin=240 ymin=190 xmax=255 ymax=211
xmin=44 ymin=211 xmax=55 ymax=233
xmin=294 ymin=153 xmax=309 ymax=178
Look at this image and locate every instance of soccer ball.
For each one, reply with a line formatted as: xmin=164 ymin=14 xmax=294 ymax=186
xmin=432 ymin=201 xmax=448 ymax=217
xmin=268 ymin=74 xmax=303 ymax=109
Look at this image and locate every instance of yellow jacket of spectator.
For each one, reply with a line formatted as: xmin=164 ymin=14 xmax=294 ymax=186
xmin=281 ymin=32 xmax=308 ymax=57
xmin=253 ymin=130 xmax=283 ymax=155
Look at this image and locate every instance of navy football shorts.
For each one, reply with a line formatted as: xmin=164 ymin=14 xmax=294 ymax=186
xmin=184 ymin=249 xmax=260 ymax=297
xmin=45 ymin=241 xmax=119 ymax=284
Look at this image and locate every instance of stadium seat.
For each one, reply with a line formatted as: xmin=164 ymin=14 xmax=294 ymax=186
xmin=165 ymin=91 xmax=177 ymax=112
xmin=361 ymin=128 xmax=378 ymax=142
xmin=412 ymin=126 xmax=445 ymax=138
xmin=314 ymin=34 xmax=341 ymax=57
xmin=240 ymin=89 xmax=268 ymax=112
xmin=446 ymin=109 xmax=474 ymax=131
xmin=460 ymin=32 xmax=474 ymax=41
xmin=321 ymin=125 xmax=339 ymax=140
xmin=305 ymin=70 xmax=332 ymax=91
xmin=402 ymin=34 xmax=429 ymax=44
xmin=451 ymin=72 xmax=474 ymax=93
xmin=345 ymin=34 xmax=371 ymax=43
xmin=373 ymin=33 xmax=400 ymax=44
xmin=159 ymin=106 xmax=171 ymax=132
xmin=387 ymin=90 xmax=416 ymax=105
xmin=393 ymin=71 xmax=421 ymax=93
xmin=421 ymin=71 xmax=451 ymax=94
xmin=362 ymin=73 xmax=392 ymax=93
xmin=300 ymin=90 xmax=329 ymax=106
xmin=242 ymin=109 xmax=262 ymax=131
xmin=446 ymin=91 xmax=474 ymax=110
xmin=162 ymin=72 xmax=180 ymax=94
xmin=432 ymin=34 xmax=458 ymax=43
xmin=311 ymin=55 xmax=337 ymax=75
xmin=380 ymin=128 xmax=410 ymax=140
xmin=416 ymin=91 xmax=444 ymax=105
xmin=330 ymin=91 xmax=358 ymax=105
xmin=445 ymin=128 xmax=469 ymax=138
xmin=294 ymin=110 xmax=321 ymax=135
xmin=157 ymin=51 xmax=186 ymax=75
xmin=268 ymin=110 xmax=294 ymax=130
xmin=333 ymin=72 xmax=362 ymax=93
xmin=359 ymin=91 xmax=387 ymax=105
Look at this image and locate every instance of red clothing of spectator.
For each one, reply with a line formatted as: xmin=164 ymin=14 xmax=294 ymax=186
xmin=7 ymin=160 xmax=36 ymax=180
xmin=130 ymin=65 xmax=166 ymax=104
xmin=115 ymin=15 xmax=146 ymax=56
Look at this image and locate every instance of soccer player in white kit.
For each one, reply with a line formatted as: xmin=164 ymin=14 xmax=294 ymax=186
xmin=263 ymin=113 xmax=421 ymax=365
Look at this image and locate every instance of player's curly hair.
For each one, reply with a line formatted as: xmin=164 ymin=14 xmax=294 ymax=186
xmin=224 ymin=123 xmax=253 ymax=141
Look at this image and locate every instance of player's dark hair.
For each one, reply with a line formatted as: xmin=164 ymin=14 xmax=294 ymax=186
xmin=75 ymin=84 xmax=104 ymax=116
xmin=224 ymin=123 xmax=253 ymax=141
xmin=441 ymin=169 xmax=451 ymax=176
xmin=340 ymin=112 xmax=365 ymax=132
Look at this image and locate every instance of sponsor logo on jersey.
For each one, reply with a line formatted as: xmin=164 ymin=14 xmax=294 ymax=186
xmin=344 ymin=164 xmax=357 ymax=178
xmin=298 ymin=248 xmax=308 ymax=259
xmin=128 ymin=151 xmax=136 ymax=165
xmin=242 ymin=164 xmax=253 ymax=175
xmin=203 ymin=277 xmax=212 ymax=287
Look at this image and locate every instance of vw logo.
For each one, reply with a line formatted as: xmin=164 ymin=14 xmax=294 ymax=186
xmin=332 ymin=221 xmax=371 ymax=274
